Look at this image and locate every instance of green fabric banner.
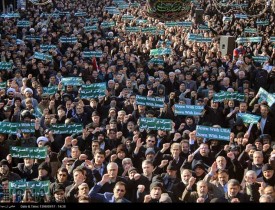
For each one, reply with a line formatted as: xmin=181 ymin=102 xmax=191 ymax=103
xmin=0 ymin=62 xmax=12 ymax=70
xmin=61 ymin=77 xmax=83 ymax=86
xmin=149 ymin=58 xmax=164 ymax=65
xmin=139 ymin=118 xmax=172 ymax=131
xmin=236 ymin=37 xmax=262 ymax=43
xmin=196 ymin=125 xmax=230 ymax=141
xmin=136 ymin=95 xmax=164 ymax=108
xmin=174 ymin=104 xmax=204 ymax=116
xmin=213 ymin=91 xmax=245 ymax=102
xmin=244 ymin=28 xmax=257 ymax=33
xmin=125 ymin=27 xmax=140 ymax=32
xmin=10 ymin=146 xmax=47 ymax=159
xmin=80 ymin=83 xmax=106 ymax=99
xmin=252 ymin=56 xmax=269 ymax=63
xmin=237 ymin=113 xmax=260 ymax=124
xmin=0 ymin=122 xmax=35 ymax=134
xmin=74 ymin=12 xmax=87 ymax=17
xmin=83 ymin=51 xmax=103 ymax=58
xmin=122 ymin=15 xmax=134 ymax=20
xmin=141 ymin=27 xmax=157 ymax=33
xmin=50 ymin=124 xmax=83 ymax=134
xmin=9 ymin=180 xmax=50 ymax=200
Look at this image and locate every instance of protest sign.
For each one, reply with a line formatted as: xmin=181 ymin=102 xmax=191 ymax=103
xmin=0 ymin=122 xmax=35 ymax=134
xmin=80 ymin=83 xmax=106 ymax=99
xmin=59 ymin=37 xmax=78 ymax=43
xmin=50 ymin=124 xmax=83 ymax=134
xmin=10 ymin=147 xmax=47 ymax=159
xmin=43 ymin=86 xmax=58 ymax=95
xmin=34 ymin=52 xmax=52 ymax=61
xmin=139 ymin=118 xmax=172 ymax=131
xmin=213 ymin=91 xmax=245 ymax=102
xmin=258 ymin=87 xmax=275 ymax=107
xmin=150 ymin=48 xmax=172 ymax=56
xmin=237 ymin=113 xmax=260 ymax=124
xmin=136 ymin=95 xmax=164 ymax=108
xmin=196 ymin=125 xmax=230 ymax=141
xmin=61 ymin=77 xmax=83 ymax=86
xmin=0 ymin=62 xmax=12 ymax=70
xmin=174 ymin=104 xmax=204 ymax=116
xmin=83 ymin=51 xmax=103 ymax=58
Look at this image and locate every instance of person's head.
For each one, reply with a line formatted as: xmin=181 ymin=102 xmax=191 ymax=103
xmin=94 ymin=149 xmax=106 ymax=165
xmin=122 ymin=158 xmax=133 ymax=172
xmin=260 ymin=105 xmax=269 ymax=118
xmin=91 ymin=140 xmax=100 ymax=154
xmin=113 ymin=181 xmax=127 ymax=200
xmin=216 ymin=156 xmax=227 ymax=170
xmin=142 ymin=160 xmax=154 ymax=177
xmin=1 ymin=178 xmax=9 ymax=190
xmin=193 ymin=162 xmax=206 ymax=177
xmin=150 ymin=182 xmax=163 ymax=200
xmin=199 ymin=143 xmax=209 ymax=157
xmin=244 ymin=170 xmax=257 ymax=184
xmin=227 ymin=179 xmax=240 ymax=198
xmin=263 ymin=186 xmax=275 ymax=200
xmin=170 ymin=143 xmax=181 ymax=158
xmin=145 ymin=148 xmax=156 ymax=161
xmin=71 ymin=146 xmax=81 ymax=159
xmin=53 ymin=184 xmax=65 ymax=203
xmin=253 ymin=151 xmax=264 ymax=166
xmin=57 ymin=167 xmax=69 ymax=183
xmin=180 ymin=140 xmax=190 ymax=154
xmin=210 ymin=100 xmax=219 ymax=109
xmin=180 ymin=169 xmax=192 ymax=184
xmin=107 ymin=162 xmax=118 ymax=179
xmin=196 ymin=180 xmax=208 ymax=198
xmin=78 ymin=183 xmax=89 ymax=196
xmin=24 ymin=158 xmax=34 ymax=168
xmin=239 ymin=102 xmax=247 ymax=112
xmin=262 ymin=164 xmax=274 ymax=180
xmin=38 ymin=162 xmax=50 ymax=178
xmin=217 ymin=169 xmax=229 ymax=186
xmin=259 ymin=194 xmax=273 ymax=203
xmin=72 ymin=167 xmax=85 ymax=183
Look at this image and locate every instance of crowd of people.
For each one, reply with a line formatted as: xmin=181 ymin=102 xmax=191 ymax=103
xmin=0 ymin=0 xmax=275 ymax=204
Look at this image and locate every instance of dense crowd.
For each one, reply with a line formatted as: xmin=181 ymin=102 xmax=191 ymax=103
xmin=1 ymin=0 xmax=275 ymax=204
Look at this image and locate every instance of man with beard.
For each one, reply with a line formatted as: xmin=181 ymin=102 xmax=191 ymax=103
xmin=12 ymin=158 xmax=38 ymax=181
xmin=0 ymin=159 xmax=21 ymax=181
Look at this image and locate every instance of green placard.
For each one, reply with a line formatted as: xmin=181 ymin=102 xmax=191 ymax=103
xmin=149 ymin=58 xmax=164 ymax=65
xmin=139 ymin=118 xmax=172 ymax=131
xmin=40 ymin=45 xmax=57 ymax=52
xmin=80 ymin=83 xmax=106 ymax=99
xmin=237 ymin=113 xmax=260 ymax=124
xmin=244 ymin=28 xmax=257 ymax=34
xmin=213 ymin=91 xmax=245 ymax=102
xmin=61 ymin=77 xmax=83 ymax=86
xmin=150 ymin=48 xmax=172 ymax=56
xmin=256 ymin=20 xmax=269 ymax=26
xmin=236 ymin=37 xmax=262 ymax=43
xmin=126 ymin=27 xmax=140 ymax=32
xmin=43 ymin=86 xmax=58 ymax=95
xmin=0 ymin=122 xmax=35 ymax=134
xmin=59 ymin=37 xmax=78 ymax=43
xmin=74 ymin=12 xmax=87 ymax=17
xmin=0 ymin=62 xmax=12 ymax=70
xmin=34 ymin=52 xmax=52 ymax=61
xmin=258 ymin=87 xmax=275 ymax=107
xmin=270 ymin=37 xmax=275 ymax=42
xmin=121 ymin=15 xmax=134 ymax=20
xmin=234 ymin=14 xmax=247 ymax=19
xmin=9 ymin=180 xmax=49 ymax=201
xmin=174 ymin=104 xmax=204 ymax=116
xmin=136 ymin=95 xmax=164 ymax=108
xmin=10 ymin=147 xmax=47 ymax=159
xmin=17 ymin=21 xmax=30 ymax=27
xmin=83 ymin=51 xmax=103 ymax=58
xmin=50 ymin=124 xmax=83 ymax=134
xmin=84 ymin=25 xmax=98 ymax=32
xmin=0 ymin=82 xmax=6 ymax=89
xmin=141 ymin=27 xmax=157 ymax=33
xmin=196 ymin=125 xmax=230 ymax=141
xmin=25 ymin=35 xmax=41 ymax=41
xmin=252 ymin=56 xmax=269 ymax=63
xmin=0 ymin=13 xmax=20 ymax=18
xmin=101 ymin=21 xmax=115 ymax=28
